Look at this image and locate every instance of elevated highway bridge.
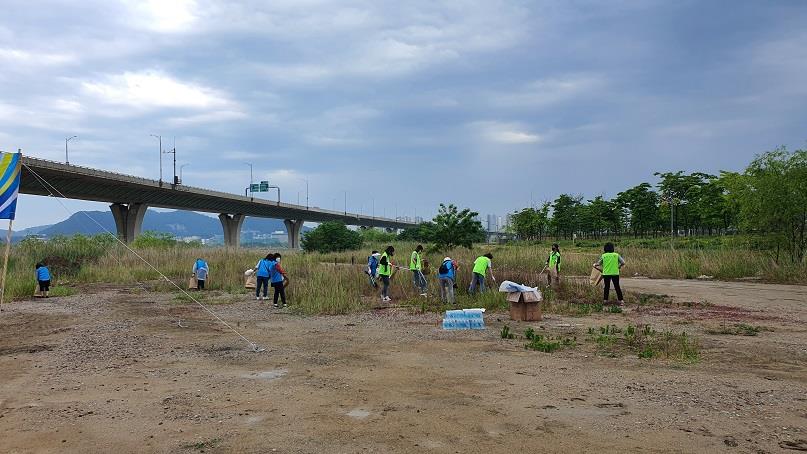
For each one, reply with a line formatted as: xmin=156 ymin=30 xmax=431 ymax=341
xmin=19 ymin=156 xmax=417 ymax=247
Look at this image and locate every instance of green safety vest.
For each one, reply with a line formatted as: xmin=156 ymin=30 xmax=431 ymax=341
xmin=601 ymin=252 xmax=620 ymax=276
xmin=549 ymin=251 xmax=561 ymax=271
xmin=409 ymin=251 xmax=422 ymax=271
xmin=378 ymin=252 xmax=392 ymax=276
xmin=472 ymin=256 xmax=490 ymax=275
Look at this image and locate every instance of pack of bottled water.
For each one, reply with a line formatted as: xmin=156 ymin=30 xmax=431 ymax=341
xmin=442 ymin=308 xmax=486 ymax=330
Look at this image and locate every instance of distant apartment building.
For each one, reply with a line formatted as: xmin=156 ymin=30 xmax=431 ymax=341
xmin=486 ymin=214 xmax=498 ymax=233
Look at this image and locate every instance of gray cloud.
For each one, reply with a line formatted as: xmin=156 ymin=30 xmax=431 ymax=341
xmin=1 ymin=0 xmax=806 ymax=228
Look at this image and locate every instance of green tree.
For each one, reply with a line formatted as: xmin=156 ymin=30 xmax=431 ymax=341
xmin=616 ymin=183 xmax=659 ymax=237
xmin=730 ymin=147 xmax=807 ymax=262
xmin=301 ymin=221 xmax=363 ymax=253
xmin=132 ymin=231 xmax=180 ymax=248
xmin=654 ymin=171 xmax=714 ymax=235
xmin=359 ymin=227 xmax=397 ymax=243
xmin=510 ymin=203 xmax=550 ymax=240
xmin=551 ymin=194 xmax=582 ymax=239
xmin=431 ymin=204 xmax=485 ymax=250
xmin=398 ymin=222 xmax=436 ymax=242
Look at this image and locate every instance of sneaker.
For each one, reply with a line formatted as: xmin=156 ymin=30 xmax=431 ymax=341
xmin=617 ymin=300 xmax=625 ymax=306
xmin=420 ymin=292 xmax=428 ymax=297
xmin=273 ymin=303 xmax=279 ymax=308
xmin=256 ymin=296 xmax=260 ymax=301
xmin=383 ymin=296 xmax=391 ymax=302
xmin=283 ymin=303 xmax=288 ymax=308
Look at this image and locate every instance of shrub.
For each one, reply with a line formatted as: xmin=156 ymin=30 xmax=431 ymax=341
xmin=301 ymin=221 xmax=362 ymax=253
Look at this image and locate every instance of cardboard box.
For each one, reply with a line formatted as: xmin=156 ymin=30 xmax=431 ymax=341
xmin=507 ymin=291 xmax=541 ymax=303
xmin=589 ymin=267 xmax=603 ymax=286
xmin=244 ymin=274 xmax=257 ymax=289
xmin=507 ymin=292 xmax=542 ymax=321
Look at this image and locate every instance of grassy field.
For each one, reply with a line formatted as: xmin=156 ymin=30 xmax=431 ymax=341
xmin=2 ymin=235 xmax=805 ymax=315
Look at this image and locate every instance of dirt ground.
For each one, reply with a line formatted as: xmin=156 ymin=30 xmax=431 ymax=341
xmin=1 ymin=278 xmax=806 ymax=453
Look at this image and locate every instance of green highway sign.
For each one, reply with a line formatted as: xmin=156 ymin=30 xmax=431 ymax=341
xmin=250 ymin=183 xmax=260 ymax=192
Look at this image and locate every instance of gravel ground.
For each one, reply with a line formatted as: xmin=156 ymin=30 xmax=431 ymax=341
xmin=0 ymin=279 xmax=806 ymax=453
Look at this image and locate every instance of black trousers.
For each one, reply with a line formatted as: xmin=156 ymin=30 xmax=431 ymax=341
xmin=272 ymin=282 xmax=286 ymax=305
xmin=38 ymin=280 xmax=51 ymax=292
xmin=197 ymin=279 xmax=205 ymax=290
xmin=603 ymin=275 xmax=623 ymax=301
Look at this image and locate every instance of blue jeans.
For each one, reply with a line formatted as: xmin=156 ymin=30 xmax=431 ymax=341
xmin=468 ymin=273 xmax=485 ymax=294
xmin=256 ymin=276 xmax=269 ymax=297
xmin=412 ymin=270 xmax=427 ymax=293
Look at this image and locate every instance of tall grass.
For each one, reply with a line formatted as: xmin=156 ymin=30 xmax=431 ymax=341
xmin=3 ymin=235 xmax=805 ymax=315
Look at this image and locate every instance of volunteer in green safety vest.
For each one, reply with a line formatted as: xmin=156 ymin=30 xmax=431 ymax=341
xmin=593 ymin=242 xmax=625 ymax=305
xmin=468 ymin=253 xmax=495 ymax=295
xmin=545 ymin=243 xmax=561 ymax=287
xmin=378 ymin=246 xmax=395 ymax=302
xmin=409 ymin=244 xmax=427 ymax=295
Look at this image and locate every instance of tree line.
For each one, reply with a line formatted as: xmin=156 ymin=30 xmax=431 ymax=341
xmin=508 ymin=147 xmax=806 ymax=263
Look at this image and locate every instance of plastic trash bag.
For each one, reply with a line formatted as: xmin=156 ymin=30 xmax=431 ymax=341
xmin=498 ymin=280 xmax=538 ymax=293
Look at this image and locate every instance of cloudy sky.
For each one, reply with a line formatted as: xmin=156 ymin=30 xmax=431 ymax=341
xmin=2 ymin=0 xmax=806 ymax=229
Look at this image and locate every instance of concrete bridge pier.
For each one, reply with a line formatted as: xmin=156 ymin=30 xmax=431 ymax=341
xmin=284 ymin=219 xmax=304 ymax=249
xmin=219 ymin=214 xmax=245 ymax=248
xmin=110 ymin=202 xmax=147 ymax=244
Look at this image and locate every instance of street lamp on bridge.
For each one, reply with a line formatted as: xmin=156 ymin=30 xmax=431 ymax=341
xmin=298 ymin=177 xmax=309 ymax=209
xmin=65 ymin=135 xmax=77 ymax=165
xmin=179 ymin=164 xmax=189 ymax=184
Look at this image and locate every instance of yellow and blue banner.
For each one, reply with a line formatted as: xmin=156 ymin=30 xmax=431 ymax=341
xmin=0 ymin=152 xmax=22 ymax=220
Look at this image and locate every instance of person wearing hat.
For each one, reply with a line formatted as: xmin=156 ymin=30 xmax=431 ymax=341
xmin=545 ymin=243 xmax=561 ymax=287
xmin=437 ymin=256 xmax=459 ymax=304
xmin=366 ymin=250 xmax=381 ymax=288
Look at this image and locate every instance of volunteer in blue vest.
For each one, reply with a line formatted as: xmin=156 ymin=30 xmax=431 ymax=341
xmin=468 ymin=253 xmax=495 ymax=295
xmin=35 ymin=262 xmax=51 ymax=298
xmin=270 ymin=253 xmax=289 ymax=308
xmin=366 ymin=250 xmax=380 ymax=288
xmin=410 ymin=244 xmax=427 ymax=296
xmin=253 ymin=253 xmax=275 ymax=301
xmin=594 ymin=242 xmax=625 ymax=305
xmin=192 ymin=257 xmax=209 ymax=290
xmin=437 ymin=256 xmax=459 ymax=304
xmin=545 ymin=243 xmax=561 ymax=287
xmin=378 ymin=246 xmax=395 ymax=302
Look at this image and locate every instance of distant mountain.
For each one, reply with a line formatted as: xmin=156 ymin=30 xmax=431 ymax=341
xmin=15 ymin=210 xmax=305 ymax=241
xmin=12 ymin=224 xmax=53 ymax=237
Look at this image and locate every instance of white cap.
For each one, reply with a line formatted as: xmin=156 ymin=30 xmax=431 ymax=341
xmin=443 ymin=257 xmax=451 ymax=262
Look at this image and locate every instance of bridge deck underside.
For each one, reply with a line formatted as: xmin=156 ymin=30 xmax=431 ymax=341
xmin=20 ymin=159 xmax=410 ymax=229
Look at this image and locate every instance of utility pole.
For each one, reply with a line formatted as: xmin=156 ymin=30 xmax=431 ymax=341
xmin=150 ymin=134 xmax=162 ymax=184
xmin=298 ymin=177 xmax=309 ymax=209
xmin=162 ymin=143 xmax=176 ymax=185
xmin=65 ymin=135 xmax=77 ymax=165
xmin=172 ymin=137 xmax=177 ymax=185
xmin=244 ymin=163 xmax=253 ymax=199
xmin=344 ymin=191 xmax=347 ymax=215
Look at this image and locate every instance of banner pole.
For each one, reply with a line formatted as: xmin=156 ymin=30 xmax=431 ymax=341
xmin=0 ymin=218 xmax=14 ymax=311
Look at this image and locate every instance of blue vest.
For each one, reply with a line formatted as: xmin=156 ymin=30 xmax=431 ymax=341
xmin=256 ymin=259 xmax=274 ymax=278
xmin=269 ymin=261 xmax=283 ymax=283
xmin=438 ymin=260 xmax=455 ymax=279
xmin=36 ymin=267 xmax=51 ymax=281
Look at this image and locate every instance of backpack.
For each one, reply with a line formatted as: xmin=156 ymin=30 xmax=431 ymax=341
xmin=438 ymin=260 xmax=450 ymax=275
